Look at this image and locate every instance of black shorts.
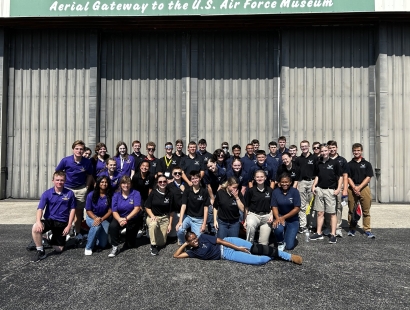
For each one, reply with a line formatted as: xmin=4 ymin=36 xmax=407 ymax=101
xmin=42 ymin=219 xmax=68 ymax=247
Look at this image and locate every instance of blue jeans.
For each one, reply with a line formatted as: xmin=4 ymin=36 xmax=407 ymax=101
xmin=273 ymin=219 xmax=299 ymax=250
xmin=217 ymin=218 xmax=240 ymax=239
xmin=222 ymin=237 xmax=271 ymax=265
xmin=177 ymin=215 xmax=204 ymax=245
xmin=85 ymin=215 xmax=111 ymax=250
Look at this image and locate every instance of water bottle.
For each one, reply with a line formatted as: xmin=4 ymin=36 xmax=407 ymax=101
xmin=305 ymin=230 xmax=310 ymax=242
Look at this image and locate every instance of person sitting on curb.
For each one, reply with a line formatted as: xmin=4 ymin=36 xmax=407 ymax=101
xmin=30 ymin=171 xmax=76 ymax=262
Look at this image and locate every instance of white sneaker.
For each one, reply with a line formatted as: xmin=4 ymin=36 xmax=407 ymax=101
xmin=84 ymin=249 xmax=92 ymax=256
xmin=120 ymin=228 xmax=127 ymax=235
xmin=66 ymin=234 xmax=71 ymax=241
xmin=108 ymin=246 xmax=119 ymax=258
xmin=278 ymin=242 xmax=286 ymax=251
xmin=336 ymin=229 xmax=343 ymax=237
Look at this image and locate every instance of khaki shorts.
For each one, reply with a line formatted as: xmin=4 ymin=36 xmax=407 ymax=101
xmin=314 ymin=187 xmax=336 ymax=214
xmin=67 ymin=186 xmax=88 ymax=210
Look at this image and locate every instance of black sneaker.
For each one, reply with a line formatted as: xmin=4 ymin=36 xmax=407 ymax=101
xmin=108 ymin=246 xmax=119 ymax=258
xmin=31 ymin=250 xmax=46 ymax=262
xmin=298 ymin=227 xmax=307 ymax=234
xmin=150 ymin=245 xmax=159 ymax=256
xmin=329 ymin=235 xmax=337 ymax=244
xmin=309 ymin=233 xmax=324 ymax=241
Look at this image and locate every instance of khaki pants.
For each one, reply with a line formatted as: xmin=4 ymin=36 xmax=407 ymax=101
xmin=245 ymin=212 xmax=272 ymax=245
xmin=146 ymin=215 xmax=170 ymax=247
xmin=67 ymin=186 xmax=87 ymax=210
xmin=348 ymin=186 xmax=372 ymax=231
xmin=325 ymin=184 xmax=344 ymax=230
xmin=297 ymin=180 xmax=313 ymax=228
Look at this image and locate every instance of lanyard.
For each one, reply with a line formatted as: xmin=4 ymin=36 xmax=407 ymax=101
xmin=121 ymin=157 xmax=124 ymax=169
xmin=164 ymin=156 xmax=173 ymax=168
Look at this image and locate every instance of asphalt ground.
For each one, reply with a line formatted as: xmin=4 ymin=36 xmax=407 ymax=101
xmin=1 ymin=223 xmax=410 ymax=310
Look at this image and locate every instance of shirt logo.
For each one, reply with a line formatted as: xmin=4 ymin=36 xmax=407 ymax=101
xmin=360 ymin=164 xmax=366 ymax=169
xmin=253 ymin=160 xmax=257 ymax=164
xmin=164 ymin=198 xmax=170 ymax=204
xmin=172 ymin=160 xmax=177 ymax=165
xmin=308 ymin=160 xmax=313 ymax=164
xmin=265 ymin=192 xmax=270 ymax=198
xmin=264 ymin=170 xmax=269 ymax=176
xmin=129 ymin=199 xmax=134 ymax=204
xmin=145 ymin=180 xmax=150 ymax=185
xmin=327 ymin=165 xmax=333 ymax=170
xmin=202 ymin=243 xmax=207 ymax=249
xmin=204 ymin=157 xmax=209 ymax=161
xmin=80 ymin=166 xmax=85 ymax=172
xmin=126 ymin=159 xmax=131 ymax=164
xmin=289 ymin=198 xmax=293 ymax=203
xmin=239 ymin=176 xmax=243 ymax=181
xmin=232 ymin=200 xmax=237 ymax=206
xmin=197 ymin=195 xmax=203 ymax=201
xmin=291 ymin=172 xmax=296 ymax=177
xmin=152 ymin=163 xmax=157 ymax=167
xmin=195 ymin=161 xmax=200 ymax=165
xmin=218 ymin=177 xmax=221 ymax=181
xmin=62 ymin=194 xmax=69 ymax=201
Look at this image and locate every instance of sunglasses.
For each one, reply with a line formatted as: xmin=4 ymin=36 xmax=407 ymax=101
xmin=148 ymin=148 xmax=155 ymax=151
xmin=158 ymin=180 xmax=167 ymax=184
xmin=313 ymin=147 xmax=320 ymax=150
xmin=173 ymin=172 xmax=182 ymax=176
xmin=165 ymin=146 xmax=173 ymax=149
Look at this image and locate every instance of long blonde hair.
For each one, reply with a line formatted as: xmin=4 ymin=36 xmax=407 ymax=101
xmin=220 ymin=177 xmax=239 ymax=191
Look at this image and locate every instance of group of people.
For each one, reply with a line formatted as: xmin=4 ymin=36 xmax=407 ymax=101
xmin=30 ymin=136 xmax=375 ymax=266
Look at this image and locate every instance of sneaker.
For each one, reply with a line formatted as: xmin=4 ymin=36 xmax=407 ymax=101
xmin=329 ymin=235 xmax=337 ymax=244
xmin=336 ymin=229 xmax=343 ymax=237
xmin=365 ymin=231 xmax=376 ymax=239
xmin=66 ymin=234 xmax=71 ymax=241
xmin=31 ymin=250 xmax=46 ymax=262
xmin=277 ymin=242 xmax=286 ymax=251
xmin=322 ymin=228 xmax=331 ymax=236
xmin=120 ymin=228 xmax=127 ymax=235
xmin=150 ymin=245 xmax=159 ymax=256
xmin=347 ymin=230 xmax=356 ymax=237
xmin=136 ymin=230 xmax=144 ymax=239
xmin=108 ymin=246 xmax=119 ymax=258
xmin=298 ymin=227 xmax=307 ymax=234
xmin=309 ymin=233 xmax=324 ymax=241
xmin=291 ymin=254 xmax=303 ymax=265
xmin=84 ymin=249 xmax=93 ymax=256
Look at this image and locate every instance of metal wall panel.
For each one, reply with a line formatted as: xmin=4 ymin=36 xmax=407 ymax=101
xmin=100 ymin=32 xmax=185 ymax=157
xmin=281 ymin=26 xmax=377 ymax=196
xmin=7 ymin=30 xmax=92 ymax=198
xmin=193 ymin=31 xmax=280 ymax=152
xmin=378 ymin=23 xmax=410 ymax=202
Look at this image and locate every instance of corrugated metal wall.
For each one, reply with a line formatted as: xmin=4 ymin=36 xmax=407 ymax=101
xmin=100 ymin=32 xmax=185 ymax=156
xmin=377 ymin=23 xmax=410 ymax=202
xmin=7 ymin=30 xmax=93 ymax=198
xmin=192 ymin=31 xmax=280 ymax=151
xmin=281 ymin=26 xmax=377 ymax=197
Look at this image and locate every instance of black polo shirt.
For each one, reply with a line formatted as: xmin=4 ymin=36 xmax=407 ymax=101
xmin=314 ymin=158 xmax=343 ymax=189
xmin=214 ymin=189 xmax=244 ymax=221
xmin=245 ymin=185 xmax=273 ymax=214
xmin=196 ymin=150 xmax=213 ymax=164
xmin=181 ymin=154 xmax=204 ymax=175
xmin=173 ymin=151 xmax=186 ymax=166
xmin=203 ymin=168 xmax=227 ymax=195
xmin=156 ymin=155 xmax=179 ymax=178
xmin=347 ymin=158 xmax=374 ymax=185
xmin=131 ymin=171 xmax=155 ymax=201
xmin=182 ymin=186 xmax=210 ymax=218
xmin=131 ymin=152 xmax=146 ymax=171
xmin=276 ymin=164 xmax=301 ymax=186
xmin=145 ymin=189 xmax=173 ymax=216
xmin=167 ymin=181 xmax=185 ymax=212
xmin=331 ymin=154 xmax=350 ymax=175
xmin=295 ymin=152 xmax=316 ymax=181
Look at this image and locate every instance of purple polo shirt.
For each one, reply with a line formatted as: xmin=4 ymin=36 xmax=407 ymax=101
xmin=97 ymin=170 xmax=121 ymax=191
xmin=85 ymin=192 xmax=111 ymax=217
xmin=56 ymin=155 xmax=93 ymax=188
xmin=114 ymin=155 xmax=135 ymax=178
xmin=38 ymin=187 xmax=76 ymax=222
xmin=112 ymin=189 xmax=141 ymax=218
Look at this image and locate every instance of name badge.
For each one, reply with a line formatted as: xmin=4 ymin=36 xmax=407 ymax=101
xmin=165 ymin=172 xmax=170 ymax=178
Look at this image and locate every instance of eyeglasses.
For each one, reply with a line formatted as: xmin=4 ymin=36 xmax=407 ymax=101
xmin=313 ymin=147 xmax=320 ymax=150
xmin=173 ymin=172 xmax=182 ymax=176
xmin=158 ymin=181 xmax=167 ymax=184
xmin=222 ymin=147 xmax=228 ymax=149
xmin=148 ymin=148 xmax=155 ymax=151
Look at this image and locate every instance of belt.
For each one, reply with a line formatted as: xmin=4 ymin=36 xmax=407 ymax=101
xmin=250 ymin=211 xmax=270 ymax=216
xmin=302 ymin=177 xmax=314 ymax=181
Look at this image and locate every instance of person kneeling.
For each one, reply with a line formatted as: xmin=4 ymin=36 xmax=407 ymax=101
xmin=31 ymin=171 xmax=76 ymax=262
xmin=173 ymin=231 xmax=302 ymax=265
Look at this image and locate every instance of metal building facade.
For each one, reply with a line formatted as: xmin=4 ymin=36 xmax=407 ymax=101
xmin=1 ymin=23 xmax=410 ymax=202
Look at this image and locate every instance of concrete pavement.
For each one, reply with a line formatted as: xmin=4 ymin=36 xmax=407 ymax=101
xmin=0 ymin=198 xmax=409 ymax=228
